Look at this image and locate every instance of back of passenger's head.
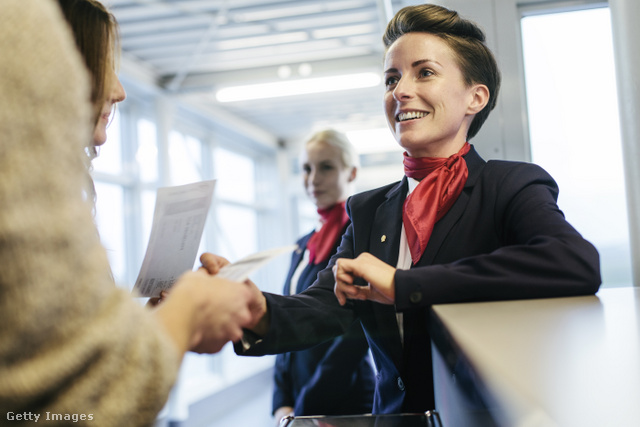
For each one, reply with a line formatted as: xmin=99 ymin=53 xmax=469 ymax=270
xmin=306 ymin=129 xmax=360 ymax=170
xmin=383 ymin=4 xmax=501 ymax=140
xmin=56 ymin=0 xmax=119 ymax=125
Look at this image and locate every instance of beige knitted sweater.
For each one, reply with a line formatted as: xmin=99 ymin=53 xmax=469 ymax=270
xmin=0 ymin=1 xmax=179 ymax=425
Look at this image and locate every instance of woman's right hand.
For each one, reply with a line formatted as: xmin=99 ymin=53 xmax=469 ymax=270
xmin=199 ymin=252 xmax=230 ymax=275
xmin=153 ymin=269 xmax=255 ymax=355
xmin=199 ymin=251 xmax=270 ymax=336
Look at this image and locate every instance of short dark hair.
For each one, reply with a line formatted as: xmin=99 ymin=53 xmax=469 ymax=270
xmin=383 ymin=4 xmax=501 ymax=140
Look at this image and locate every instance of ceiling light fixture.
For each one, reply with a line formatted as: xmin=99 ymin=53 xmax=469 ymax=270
xmin=215 ymin=72 xmax=381 ymax=103
xmin=298 ymin=63 xmax=312 ymax=77
xmin=277 ymin=65 xmax=292 ymax=79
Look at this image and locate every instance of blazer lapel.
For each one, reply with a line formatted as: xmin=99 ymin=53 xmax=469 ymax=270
xmin=368 ymin=179 xmax=406 ymax=265
xmin=367 ymin=179 xmax=407 ymax=368
xmin=284 ymin=233 xmax=311 ymax=295
xmin=292 ymin=234 xmax=309 ymax=268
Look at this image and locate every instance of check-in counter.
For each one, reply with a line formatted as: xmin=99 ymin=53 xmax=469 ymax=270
xmin=430 ymin=287 xmax=640 ymax=427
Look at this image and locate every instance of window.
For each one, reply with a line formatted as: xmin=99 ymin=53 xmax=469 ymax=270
xmin=93 ymin=109 xmax=122 ymax=175
xmin=214 ymin=147 xmax=256 ymax=204
xmin=91 ymin=90 xmax=281 ymax=422
xmin=94 ymin=182 xmax=125 ymax=280
xmin=521 ymin=6 xmax=632 ymax=287
xmin=136 ymin=118 xmax=158 ymax=183
xmin=92 ymin=108 xmax=130 ymax=286
xmin=169 ymin=131 xmax=203 ymax=186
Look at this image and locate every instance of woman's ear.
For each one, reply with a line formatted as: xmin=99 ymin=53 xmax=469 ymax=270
xmin=348 ymin=167 xmax=357 ymax=183
xmin=467 ymin=84 xmax=490 ymax=115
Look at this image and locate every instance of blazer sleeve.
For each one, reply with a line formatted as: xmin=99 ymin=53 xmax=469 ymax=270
xmin=236 ymin=227 xmax=361 ymax=355
xmin=395 ymin=161 xmax=601 ymax=310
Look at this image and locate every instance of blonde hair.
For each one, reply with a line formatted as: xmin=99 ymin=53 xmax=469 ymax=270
xmin=305 ymin=129 xmax=360 ymax=170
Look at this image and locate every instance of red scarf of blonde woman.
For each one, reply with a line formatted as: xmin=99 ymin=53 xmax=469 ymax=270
xmin=402 ymin=142 xmax=471 ymax=265
xmin=307 ymin=201 xmax=349 ymax=265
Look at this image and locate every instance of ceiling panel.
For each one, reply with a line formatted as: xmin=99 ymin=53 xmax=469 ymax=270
xmin=105 ymin=0 xmax=415 ymax=144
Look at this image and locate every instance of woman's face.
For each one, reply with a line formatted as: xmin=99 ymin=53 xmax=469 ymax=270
xmin=93 ymin=67 xmax=126 ymax=146
xmin=301 ymin=140 xmax=355 ymax=210
xmin=383 ymin=32 xmax=485 ymax=158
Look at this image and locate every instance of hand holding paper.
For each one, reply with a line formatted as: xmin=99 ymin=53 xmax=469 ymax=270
xmin=215 ymin=245 xmax=297 ymax=282
xmin=133 ymin=180 xmax=216 ymax=298
xmin=132 ymin=179 xmax=297 ymax=299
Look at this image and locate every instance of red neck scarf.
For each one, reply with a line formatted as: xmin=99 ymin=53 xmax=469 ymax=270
xmin=402 ymin=142 xmax=471 ymax=265
xmin=307 ymin=201 xmax=349 ymax=265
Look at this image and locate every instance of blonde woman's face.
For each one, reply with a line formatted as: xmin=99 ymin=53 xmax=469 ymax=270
xmin=300 ymin=140 xmax=354 ymax=210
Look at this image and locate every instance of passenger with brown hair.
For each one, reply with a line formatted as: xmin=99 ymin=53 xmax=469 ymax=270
xmin=0 ymin=1 xmax=258 ymax=425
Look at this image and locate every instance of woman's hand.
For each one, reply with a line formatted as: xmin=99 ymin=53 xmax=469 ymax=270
xmin=199 ymin=252 xmax=270 ymax=335
xmin=333 ymin=252 xmax=396 ymax=305
xmin=199 ymin=252 xmax=230 ymax=275
xmin=152 ymin=270 xmax=253 ymax=355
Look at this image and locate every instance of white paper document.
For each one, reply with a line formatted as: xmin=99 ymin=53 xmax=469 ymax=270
xmin=217 ymin=245 xmax=297 ymax=283
xmin=133 ymin=180 xmax=216 ymax=297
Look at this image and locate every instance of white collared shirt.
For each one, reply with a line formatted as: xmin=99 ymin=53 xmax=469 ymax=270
xmin=396 ymin=177 xmax=419 ymax=345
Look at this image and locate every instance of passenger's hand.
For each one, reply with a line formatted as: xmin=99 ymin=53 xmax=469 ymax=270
xmin=187 ymin=272 xmax=254 ymax=353
xmin=154 ymin=270 xmax=253 ymax=355
xmin=200 ymin=252 xmax=269 ymax=336
xmin=200 ymin=252 xmax=230 ymax=275
xmin=333 ymin=252 xmax=396 ymax=305
xmin=241 ymin=278 xmax=270 ymax=335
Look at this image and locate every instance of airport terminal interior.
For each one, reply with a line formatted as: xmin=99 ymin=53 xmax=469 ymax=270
xmin=88 ymin=0 xmax=637 ymax=425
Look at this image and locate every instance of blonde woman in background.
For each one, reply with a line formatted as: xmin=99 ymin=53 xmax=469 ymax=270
xmin=272 ymin=130 xmax=374 ymax=424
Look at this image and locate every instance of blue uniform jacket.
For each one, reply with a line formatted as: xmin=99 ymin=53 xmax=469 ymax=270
xmin=238 ymin=145 xmax=601 ymax=414
xmin=272 ymin=230 xmax=375 ymax=416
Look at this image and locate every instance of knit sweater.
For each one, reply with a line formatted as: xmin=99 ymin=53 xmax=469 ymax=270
xmin=0 ymin=1 xmax=179 ymax=425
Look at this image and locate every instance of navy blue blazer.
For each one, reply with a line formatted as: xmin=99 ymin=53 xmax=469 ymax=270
xmin=272 ymin=230 xmax=375 ymax=416
xmin=238 ymin=146 xmax=601 ymax=414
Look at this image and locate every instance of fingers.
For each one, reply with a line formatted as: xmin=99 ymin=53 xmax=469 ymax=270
xmin=235 ymin=292 xmax=254 ymax=329
xmin=200 ymin=252 xmax=229 ymax=275
xmin=333 ymin=261 xmax=349 ymax=305
xmin=333 ymin=259 xmax=369 ymax=305
xmin=173 ymin=267 xmax=266 ymax=352
xmin=332 ymin=255 xmax=397 ymax=305
xmin=175 ymin=272 xmax=253 ymax=353
xmin=335 ymin=281 xmax=369 ymax=305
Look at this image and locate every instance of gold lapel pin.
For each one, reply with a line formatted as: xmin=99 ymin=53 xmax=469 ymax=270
xmin=381 ymin=235 xmax=387 ymax=243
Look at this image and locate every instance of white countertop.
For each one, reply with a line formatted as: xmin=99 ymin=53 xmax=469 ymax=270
xmin=431 ymin=287 xmax=640 ymax=427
